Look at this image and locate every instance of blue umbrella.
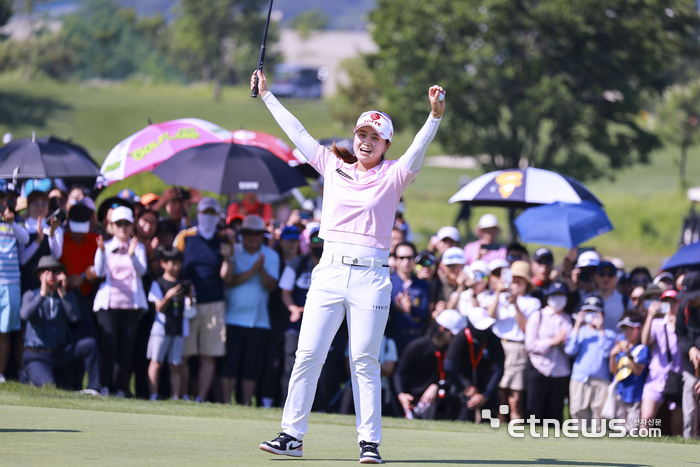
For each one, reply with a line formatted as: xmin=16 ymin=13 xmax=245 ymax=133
xmin=662 ymin=242 xmax=700 ymax=270
xmin=514 ymin=201 xmax=613 ymax=249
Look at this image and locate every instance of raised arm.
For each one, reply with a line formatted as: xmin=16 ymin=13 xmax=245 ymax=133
xmin=252 ymin=70 xmax=319 ymax=163
xmin=399 ymin=85 xmax=445 ymax=173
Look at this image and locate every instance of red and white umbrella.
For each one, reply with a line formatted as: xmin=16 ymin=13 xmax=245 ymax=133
xmin=100 ymin=119 xmax=232 ymax=184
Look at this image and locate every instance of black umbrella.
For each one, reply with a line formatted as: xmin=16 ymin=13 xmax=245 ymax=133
xmin=0 ymin=136 xmax=101 ymax=180
xmin=151 ymin=142 xmax=308 ymax=195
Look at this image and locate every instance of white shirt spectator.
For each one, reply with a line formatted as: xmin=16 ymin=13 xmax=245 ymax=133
xmin=484 ymin=293 xmax=541 ymax=341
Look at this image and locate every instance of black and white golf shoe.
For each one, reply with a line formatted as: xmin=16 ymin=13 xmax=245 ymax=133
xmin=259 ymin=432 xmax=303 ymax=458
xmin=359 ymin=441 xmax=382 ymax=464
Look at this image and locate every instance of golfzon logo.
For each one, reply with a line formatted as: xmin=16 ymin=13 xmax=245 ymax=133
xmin=482 ymin=405 xmax=661 ymax=438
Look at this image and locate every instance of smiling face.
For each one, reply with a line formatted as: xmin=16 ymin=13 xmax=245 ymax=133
xmin=353 ymin=126 xmax=390 ymax=169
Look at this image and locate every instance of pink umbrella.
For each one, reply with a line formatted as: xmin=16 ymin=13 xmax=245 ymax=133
xmin=100 ymin=119 xmax=232 ymax=184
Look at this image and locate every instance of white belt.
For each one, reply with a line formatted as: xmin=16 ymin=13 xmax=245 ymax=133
xmin=329 ymin=254 xmax=389 ymax=268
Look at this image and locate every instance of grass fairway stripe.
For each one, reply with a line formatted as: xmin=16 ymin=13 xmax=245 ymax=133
xmin=2 ymin=384 xmax=700 ymax=466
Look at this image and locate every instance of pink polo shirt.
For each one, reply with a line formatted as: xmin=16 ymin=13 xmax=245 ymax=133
xmin=308 ymin=147 xmax=416 ymax=249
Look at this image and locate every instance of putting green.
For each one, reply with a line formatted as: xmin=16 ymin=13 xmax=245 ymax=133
xmin=1 ymin=404 xmax=699 ymax=466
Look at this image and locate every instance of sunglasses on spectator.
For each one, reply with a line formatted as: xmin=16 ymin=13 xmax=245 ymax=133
xmin=114 ymin=221 xmax=132 ymax=228
xmin=241 ymin=230 xmax=263 ymax=236
xmin=396 ymin=255 xmax=414 ymax=261
xmin=507 ymin=254 xmax=527 ymax=262
xmin=597 ymin=270 xmax=616 ymax=278
xmin=30 ymin=199 xmax=48 ymax=207
xmin=632 ymin=279 xmax=649 ymax=286
xmin=43 ymin=268 xmax=63 ymax=275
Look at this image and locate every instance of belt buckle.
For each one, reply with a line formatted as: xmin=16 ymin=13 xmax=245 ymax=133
xmin=341 ymin=256 xmax=357 ymax=266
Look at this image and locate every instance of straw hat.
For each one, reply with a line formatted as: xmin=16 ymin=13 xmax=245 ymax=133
xmin=510 ymin=260 xmax=533 ymax=289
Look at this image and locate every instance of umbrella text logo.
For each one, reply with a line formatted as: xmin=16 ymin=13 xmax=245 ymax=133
xmin=129 ymin=128 xmax=201 ymax=161
xmin=239 ymin=182 xmax=260 ymax=190
xmin=494 ymin=171 xmax=523 ymax=199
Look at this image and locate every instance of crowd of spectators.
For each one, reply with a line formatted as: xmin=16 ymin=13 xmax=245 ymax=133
xmin=0 ymin=179 xmax=698 ymax=438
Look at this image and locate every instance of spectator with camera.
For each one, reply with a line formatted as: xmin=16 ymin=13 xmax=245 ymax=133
xmin=0 ymin=180 xmax=30 ymax=383
xmin=565 ymin=295 xmax=616 ymax=428
xmin=175 ymin=197 xmax=233 ymax=402
xmin=19 ymin=179 xmax=64 ymax=293
xmin=146 ymin=246 xmax=194 ymax=400
xmin=219 ymin=214 xmax=279 ymax=406
xmin=93 ymin=205 xmax=148 ymax=397
xmin=640 ymin=289 xmax=683 ymax=436
xmin=486 ymin=260 xmax=541 ymax=422
xmin=21 ymin=255 xmax=100 ymax=393
xmin=463 ymin=214 xmax=507 ymax=265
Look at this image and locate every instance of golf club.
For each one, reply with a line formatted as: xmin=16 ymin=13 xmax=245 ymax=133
xmin=251 ymin=0 xmax=275 ymax=98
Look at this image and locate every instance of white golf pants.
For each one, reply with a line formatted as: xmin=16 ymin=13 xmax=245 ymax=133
xmin=281 ymin=241 xmax=391 ymax=445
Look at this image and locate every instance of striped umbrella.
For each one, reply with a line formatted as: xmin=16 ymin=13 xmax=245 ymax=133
xmin=448 ymin=167 xmax=602 ymax=208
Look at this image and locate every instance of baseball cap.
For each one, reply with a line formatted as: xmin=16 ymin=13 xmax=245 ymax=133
xmin=653 ymin=271 xmax=675 ymax=285
xmin=111 ymin=206 xmax=134 ymax=224
xmin=617 ymin=314 xmax=643 ymax=329
xmin=488 ymin=258 xmax=510 ymax=273
xmin=466 ymin=307 xmax=496 ymax=331
xmin=415 ymin=251 xmax=437 ymax=267
xmin=596 ymin=261 xmax=617 ymax=274
xmin=197 ymin=197 xmax=221 ymax=214
xmin=140 ymin=193 xmax=160 ymax=206
xmin=435 ymin=309 xmax=467 ymax=335
xmin=576 ymin=251 xmax=601 ymax=268
xmin=280 ymin=225 xmax=301 ymax=241
xmin=353 ymin=111 xmax=394 ymax=142
xmin=476 ymin=213 xmax=500 ymax=231
xmin=468 ymin=260 xmax=490 ymax=277
xmin=533 ymin=248 xmax=553 ymax=264
xmin=661 ymin=289 xmax=679 ymax=301
xmin=442 ymin=247 xmax=466 ymax=266
xmin=543 ymin=281 xmax=569 ymax=297
xmin=580 ymin=295 xmax=604 ymax=313
xmin=437 ymin=226 xmax=460 ymax=243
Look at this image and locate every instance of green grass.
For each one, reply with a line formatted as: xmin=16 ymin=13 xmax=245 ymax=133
xmin=1 ymin=77 xmax=699 ymax=270
xmin=1 ymin=382 xmax=699 ymax=466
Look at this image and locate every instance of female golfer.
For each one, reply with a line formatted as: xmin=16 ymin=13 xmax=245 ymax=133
xmin=253 ymin=70 xmax=445 ymax=464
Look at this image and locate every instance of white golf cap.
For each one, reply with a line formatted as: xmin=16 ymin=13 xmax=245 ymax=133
xmin=435 ymin=309 xmax=467 ymax=335
xmin=476 ymin=213 xmax=500 ymax=230
xmin=354 ymin=111 xmax=394 ymax=142
xmin=198 ymin=197 xmax=221 ymax=214
xmin=488 ymin=258 xmax=510 ymax=272
xmin=437 ymin=226 xmax=460 ymax=243
xmin=468 ymin=260 xmax=490 ymax=276
xmin=442 ymin=247 xmax=467 ymax=266
xmin=110 ymin=206 xmax=134 ymax=224
xmin=576 ymin=251 xmax=601 ymax=269
xmin=466 ymin=307 xmax=496 ymax=331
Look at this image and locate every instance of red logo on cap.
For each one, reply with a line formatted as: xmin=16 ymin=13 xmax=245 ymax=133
xmin=370 ymin=113 xmax=381 ymax=120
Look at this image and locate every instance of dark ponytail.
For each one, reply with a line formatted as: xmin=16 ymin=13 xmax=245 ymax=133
xmin=331 ymin=143 xmax=357 ymax=164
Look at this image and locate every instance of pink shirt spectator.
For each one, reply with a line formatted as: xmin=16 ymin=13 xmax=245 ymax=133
xmin=463 ymin=241 xmax=507 ymax=265
xmin=642 ymin=318 xmax=682 ymax=407
xmin=525 ymin=307 xmax=572 ymax=377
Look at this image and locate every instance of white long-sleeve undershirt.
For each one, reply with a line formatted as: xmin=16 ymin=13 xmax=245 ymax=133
xmin=261 ymin=92 xmax=441 ymax=173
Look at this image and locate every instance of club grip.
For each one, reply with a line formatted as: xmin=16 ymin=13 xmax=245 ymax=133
xmin=252 ymin=74 xmax=259 ymax=98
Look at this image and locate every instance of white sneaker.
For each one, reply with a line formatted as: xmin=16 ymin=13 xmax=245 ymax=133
xmin=259 ymin=433 xmax=303 ymax=458
xmin=77 ymin=389 xmax=101 ymax=396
